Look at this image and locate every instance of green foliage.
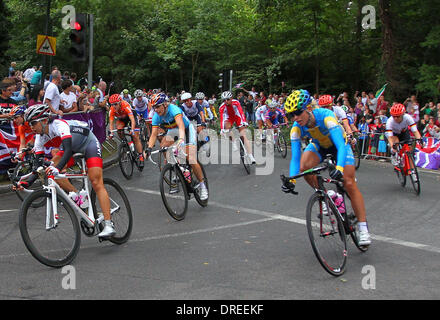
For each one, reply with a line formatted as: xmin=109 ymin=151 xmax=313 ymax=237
xmin=2 ymin=0 xmax=440 ymax=104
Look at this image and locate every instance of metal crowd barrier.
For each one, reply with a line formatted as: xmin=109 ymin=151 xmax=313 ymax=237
xmin=357 ymin=131 xmax=392 ymax=161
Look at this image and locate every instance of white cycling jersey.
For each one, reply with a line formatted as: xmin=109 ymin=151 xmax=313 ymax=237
xmin=255 ymin=105 xmax=267 ymax=121
xmin=133 ymin=96 xmax=149 ymax=113
xmin=385 ymin=113 xmax=418 ymax=138
xmin=331 ymin=106 xmax=347 ymax=123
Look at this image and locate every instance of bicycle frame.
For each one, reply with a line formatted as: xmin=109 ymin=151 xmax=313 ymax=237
xmin=398 ymin=143 xmax=412 ymax=175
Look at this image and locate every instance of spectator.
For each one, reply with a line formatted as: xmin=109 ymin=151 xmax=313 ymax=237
xmin=96 ymin=81 xmax=108 ymax=109
xmin=28 ymin=84 xmax=45 ymax=106
xmin=59 ymin=79 xmax=78 ymax=113
xmin=419 ymin=113 xmax=430 ymax=135
xmin=30 ymin=66 xmax=43 ymax=86
xmin=366 ymin=92 xmax=377 ymax=115
xmin=0 ymin=79 xmax=18 ymax=121
xmin=8 ymin=62 xmax=16 ymax=77
xmin=376 ymin=95 xmax=389 ymax=116
xmin=77 ymin=72 xmax=88 ymax=89
xmin=357 ymin=115 xmax=369 ymax=155
xmin=43 ymin=73 xmax=50 ymax=89
xmin=260 ymin=91 xmax=267 ymax=105
xmin=43 ymin=69 xmax=63 ymax=116
xmin=23 ymin=66 xmax=37 ymax=82
xmin=423 ymin=116 xmax=440 ymax=139
xmin=420 ymin=101 xmax=434 ymax=117
xmin=62 ymin=71 xmax=70 ymax=81
xmin=245 ymin=94 xmax=255 ymax=124
xmin=70 ymin=72 xmax=77 ymax=86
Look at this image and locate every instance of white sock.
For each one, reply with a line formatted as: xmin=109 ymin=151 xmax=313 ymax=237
xmin=358 ymin=222 xmax=368 ymax=232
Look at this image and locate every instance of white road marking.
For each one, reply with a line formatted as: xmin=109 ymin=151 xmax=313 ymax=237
xmin=126 ymin=187 xmax=440 ymax=254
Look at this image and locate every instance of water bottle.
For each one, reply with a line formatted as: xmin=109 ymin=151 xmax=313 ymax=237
xmin=180 ymin=165 xmax=192 ymax=183
xmin=327 ymin=190 xmax=345 ymax=213
xmin=128 ymin=141 xmax=135 ymax=152
xmin=78 ymin=189 xmax=89 ymax=209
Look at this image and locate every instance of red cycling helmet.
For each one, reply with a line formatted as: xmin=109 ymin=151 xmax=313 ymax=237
xmin=390 ymin=103 xmax=406 ymax=117
xmin=318 ymin=95 xmax=333 ymax=107
xmin=109 ymin=94 xmax=122 ymax=104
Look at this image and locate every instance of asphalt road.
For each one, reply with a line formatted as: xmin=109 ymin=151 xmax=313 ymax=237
xmin=0 ymin=146 xmax=439 ymax=300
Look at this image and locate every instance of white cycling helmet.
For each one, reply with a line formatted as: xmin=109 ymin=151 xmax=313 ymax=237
xmin=221 ymin=91 xmax=233 ymax=100
xmin=181 ymin=92 xmax=192 ymax=100
xmin=134 ymin=89 xmax=143 ymax=98
xmin=195 ymin=92 xmax=205 ymax=100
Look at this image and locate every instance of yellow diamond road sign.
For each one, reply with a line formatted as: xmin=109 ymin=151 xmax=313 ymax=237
xmin=37 ymin=35 xmax=56 ymax=56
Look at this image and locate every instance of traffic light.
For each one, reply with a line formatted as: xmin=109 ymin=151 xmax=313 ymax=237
xmin=218 ymin=70 xmax=229 ymax=92
xmin=69 ymin=13 xmax=87 ymax=62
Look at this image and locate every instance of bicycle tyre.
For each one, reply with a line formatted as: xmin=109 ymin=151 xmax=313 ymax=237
xmin=193 ymin=163 xmax=209 ymax=207
xmin=239 ymin=137 xmax=251 ymax=175
xmin=407 ymin=153 xmax=421 ymax=195
xmin=19 ymin=189 xmax=81 ymax=268
xmin=306 ymin=192 xmax=347 ymax=277
xmin=278 ymin=134 xmax=288 ymax=158
xmin=90 ymin=178 xmax=133 ymax=244
xmin=118 ymin=143 xmax=134 ymax=180
xmin=394 ymin=159 xmax=406 ymax=187
xmin=160 ymin=164 xmax=188 ymax=221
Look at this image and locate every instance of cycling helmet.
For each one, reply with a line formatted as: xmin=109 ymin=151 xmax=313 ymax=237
xmin=390 ymin=103 xmax=406 ymax=117
xmin=284 ymin=89 xmax=312 ymax=114
xmin=9 ymin=105 xmax=26 ymax=117
xmin=208 ymin=100 xmax=214 ymax=105
xmin=150 ymin=93 xmax=168 ymax=107
xmin=122 ymin=89 xmax=129 ymax=94
xmin=268 ymin=100 xmax=279 ymax=109
xmin=265 ymin=99 xmax=272 ymax=106
xmin=181 ymin=92 xmax=192 ymax=101
xmin=341 ymin=105 xmax=348 ymax=112
xmin=318 ymin=95 xmax=333 ymax=107
xmin=109 ymin=94 xmax=122 ymax=104
xmin=24 ymin=104 xmax=50 ymax=123
xmin=134 ymin=89 xmax=144 ymax=98
xmin=221 ymin=91 xmax=233 ymax=100
xmin=195 ymin=92 xmax=205 ymax=100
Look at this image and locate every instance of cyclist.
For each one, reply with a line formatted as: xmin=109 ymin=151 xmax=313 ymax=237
xmin=255 ymin=99 xmax=268 ymax=141
xmin=281 ymin=89 xmax=371 ymax=246
xmin=9 ymin=105 xmax=34 ymax=160
xmin=386 ymin=103 xmax=422 ymax=166
xmin=108 ymin=94 xmax=144 ymax=170
xmin=265 ymin=100 xmax=288 ymax=129
xmin=121 ymin=89 xmax=132 ymax=105
xmin=145 ymin=93 xmax=208 ymax=200
xmin=318 ymin=95 xmax=355 ymax=138
xmin=17 ymin=104 xmax=116 ymax=238
xmin=133 ymin=89 xmax=150 ymax=136
xmin=219 ymin=91 xmax=256 ymax=164
xmin=180 ymin=92 xmax=206 ymax=134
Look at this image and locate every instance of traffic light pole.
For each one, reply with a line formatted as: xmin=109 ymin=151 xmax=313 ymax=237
xmin=87 ymin=14 xmax=93 ymax=89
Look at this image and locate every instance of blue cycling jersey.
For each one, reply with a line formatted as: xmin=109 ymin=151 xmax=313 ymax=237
xmin=289 ymin=108 xmax=348 ymax=176
xmin=152 ymin=104 xmax=190 ymax=129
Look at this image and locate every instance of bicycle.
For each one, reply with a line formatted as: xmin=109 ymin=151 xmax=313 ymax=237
xmin=221 ymin=129 xmax=253 ymax=175
xmin=280 ymin=156 xmax=368 ymax=277
xmin=393 ymin=138 xmax=421 ymax=195
xmin=18 ymin=153 xmax=133 ymax=268
xmin=137 ymin=113 xmax=150 ymax=150
xmin=112 ymin=127 xmax=144 ymax=179
xmin=149 ymin=146 xmax=209 ymax=221
xmin=270 ymin=123 xmax=288 ymax=158
xmin=8 ymin=148 xmax=84 ymax=207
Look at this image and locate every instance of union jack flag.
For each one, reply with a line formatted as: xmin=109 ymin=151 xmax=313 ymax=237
xmin=0 ymin=121 xmax=34 ymax=173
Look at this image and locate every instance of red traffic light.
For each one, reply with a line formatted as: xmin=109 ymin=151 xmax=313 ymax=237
xmin=74 ymin=22 xmax=82 ymax=31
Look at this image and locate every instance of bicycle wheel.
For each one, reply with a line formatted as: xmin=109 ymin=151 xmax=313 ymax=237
xmin=394 ymin=158 xmax=406 ymax=187
xmin=306 ymin=192 xmax=347 ymax=277
xmin=239 ymin=137 xmax=251 ymax=175
xmin=90 ymin=178 xmax=133 ymax=244
xmin=407 ymin=153 xmax=421 ymax=195
xmin=158 ymin=150 xmax=168 ymax=173
xmin=192 ymin=163 xmax=209 ymax=207
xmin=13 ymin=162 xmax=45 ymax=207
xmin=160 ymin=164 xmax=188 ymax=221
xmin=19 ymin=189 xmax=81 ymax=268
xmin=277 ymin=134 xmax=288 ymax=158
xmin=352 ymin=144 xmax=361 ymax=170
xmin=118 ymin=143 xmax=134 ymax=179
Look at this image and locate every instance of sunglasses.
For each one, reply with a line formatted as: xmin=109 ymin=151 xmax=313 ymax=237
xmin=292 ymin=109 xmax=305 ymax=116
xmin=153 ymin=103 xmax=165 ymax=110
xmin=30 ymin=119 xmax=41 ymax=126
xmin=110 ymin=103 xmax=119 ymax=106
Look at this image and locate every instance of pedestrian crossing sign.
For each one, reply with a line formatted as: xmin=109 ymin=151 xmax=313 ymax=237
xmin=36 ymin=35 xmax=56 ymax=56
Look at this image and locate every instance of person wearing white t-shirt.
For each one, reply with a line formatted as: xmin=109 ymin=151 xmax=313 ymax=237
xmin=59 ymin=80 xmax=78 ymax=113
xmin=43 ymin=70 xmax=64 ymax=116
